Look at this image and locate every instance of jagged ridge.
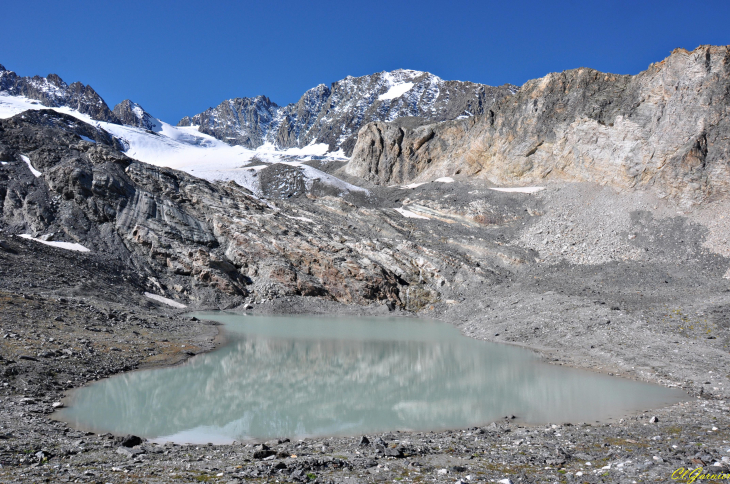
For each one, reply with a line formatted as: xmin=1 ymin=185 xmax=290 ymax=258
xmin=0 ymin=64 xmax=119 ymax=123
xmin=178 ymin=69 xmax=516 ymax=155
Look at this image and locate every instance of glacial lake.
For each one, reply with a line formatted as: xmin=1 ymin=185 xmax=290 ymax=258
xmin=57 ymin=313 xmax=686 ymax=444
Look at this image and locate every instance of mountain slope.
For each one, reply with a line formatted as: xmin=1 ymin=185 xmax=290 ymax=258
xmin=178 ymin=69 xmax=516 ymax=154
xmin=345 ymin=45 xmax=730 ymax=206
xmin=0 ymin=109 xmax=519 ymax=310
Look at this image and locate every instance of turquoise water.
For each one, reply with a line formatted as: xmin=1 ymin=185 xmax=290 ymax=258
xmin=56 ymin=313 xmax=686 ymax=444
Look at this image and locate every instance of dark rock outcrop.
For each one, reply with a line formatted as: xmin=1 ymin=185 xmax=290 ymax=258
xmin=112 ymin=100 xmax=160 ymax=131
xmin=177 ymin=95 xmax=279 ymax=147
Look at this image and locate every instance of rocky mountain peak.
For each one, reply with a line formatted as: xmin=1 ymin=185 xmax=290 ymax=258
xmin=177 ymin=95 xmax=280 ymax=146
xmin=46 ymin=73 xmax=66 ymax=88
xmin=0 ymin=63 xmax=120 ymax=124
xmin=112 ymin=100 xmax=160 ymax=131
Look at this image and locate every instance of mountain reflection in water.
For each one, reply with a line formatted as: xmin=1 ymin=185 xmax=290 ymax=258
xmin=57 ymin=313 xmax=686 ymax=443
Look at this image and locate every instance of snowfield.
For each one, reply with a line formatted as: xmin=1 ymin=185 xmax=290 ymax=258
xmin=0 ymin=93 xmax=363 ymax=197
xmin=144 ymin=292 xmax=187 ymax=309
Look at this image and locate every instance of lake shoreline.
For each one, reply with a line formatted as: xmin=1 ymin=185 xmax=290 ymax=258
xmin=0 ymin=288 xmax=728 ymax=482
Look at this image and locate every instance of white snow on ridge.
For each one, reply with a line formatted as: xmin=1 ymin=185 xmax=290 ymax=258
xmin=378 ymin=82 xmax=414 ymax=101
xmin=144 ymin=292 xmax=187 ymax=309
xmin=394 ymin=207 xmax=430 ymax=220
xmin=18 ymin=234 xmax=90 ymax=252
xmin=0 ymin=95 xmax=363 ymax=197
xmin=20 ymin=155 xmax=41 ymax=177
xmin=489 ymin=186 xmax=545 ymax=193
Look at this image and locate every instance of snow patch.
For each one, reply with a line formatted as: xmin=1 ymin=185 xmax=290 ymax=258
xmin=253 ymin=141 xmax=330 ymax=160
xmin=398 ymin=182 xmax=427 ymax=189
xmin=394 ymin=207 xmax=430 ymax=219
xmin=20 ymin=155 xmax=41 ymax=177
xmin=397 ymin=177 xmax=455 ymax=189
xmin=378 ymin=82 xmax=414 ymax=101
xmin=489 ymin=186 xmax=545 ymax=193
xmin=285 ymin=215 xmax=315 ymax=223
xmin=79 ymin=135 xmax=96 ymax=143
xmin=0 ymin=93 xmax=42 ymax=118
xmin=327 ymin=148 xmax=348 ymax=160
xmin=18 ymin=234 xmax=90 ymax=252
xmin=144 ymin=292 xmax=187 ymax=309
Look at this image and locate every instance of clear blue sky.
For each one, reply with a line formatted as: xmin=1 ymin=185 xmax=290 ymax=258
xmin=2 ymin=0 xmax=728 ymax=123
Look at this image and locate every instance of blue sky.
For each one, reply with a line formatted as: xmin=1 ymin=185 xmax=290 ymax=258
xmin=2 ymin=0 xmax=728 ymax=123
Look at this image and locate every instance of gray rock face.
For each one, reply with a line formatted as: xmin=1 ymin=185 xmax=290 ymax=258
xmin=0 ymin=64 xmax=120 ymax=124
xmin=345 ymin=45 xmax=730 ymax=206
xmin=177 ymin=69 xmax=515 ymax=154
xmin=112 ymin=100 xmax=160 ymax=131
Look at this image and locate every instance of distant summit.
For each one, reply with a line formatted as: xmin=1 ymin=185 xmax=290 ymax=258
xmin=177 ymin=69 xmax=517 ymax=155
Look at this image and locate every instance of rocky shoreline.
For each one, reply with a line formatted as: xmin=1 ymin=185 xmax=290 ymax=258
xmin=0 ymin=277 xmax=729 ymax=483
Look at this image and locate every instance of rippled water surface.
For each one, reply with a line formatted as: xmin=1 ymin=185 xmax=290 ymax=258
xmin=57 ymin=313 xmax=686 ymax=443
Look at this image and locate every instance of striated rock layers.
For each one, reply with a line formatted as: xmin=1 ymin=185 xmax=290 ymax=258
xmin=0 ymin=65 xmax=119 ymax=123
xmin=346 ymin=45 xmax=730 ymax=206
xmin=178 ymin=69 xmax=516 ymax=154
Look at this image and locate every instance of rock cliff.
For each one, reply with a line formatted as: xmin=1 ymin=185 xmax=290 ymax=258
xmin=346 ymin=45 xmax=730 ymax=206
